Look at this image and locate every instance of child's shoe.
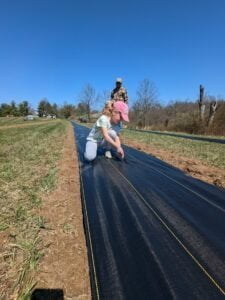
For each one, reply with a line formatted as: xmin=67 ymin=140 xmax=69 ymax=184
xmin=105 ymin=150 xmax=112 ymax=159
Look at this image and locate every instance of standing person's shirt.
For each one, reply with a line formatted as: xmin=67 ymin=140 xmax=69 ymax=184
xmin=111 ymin=86 xmax=128 ymax=103
xmin=86 ymin=115 xmax=112 ymax=142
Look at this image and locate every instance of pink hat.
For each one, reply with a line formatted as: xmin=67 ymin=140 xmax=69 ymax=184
xmin=113 ymin=101 xmax=129 ymax=122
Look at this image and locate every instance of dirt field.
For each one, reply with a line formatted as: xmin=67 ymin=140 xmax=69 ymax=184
xmin=2 ymin=119 xmax=223 ymax=299
xmin=33 ymin=126 xmax=224 ymax=300
xmin=35 ymin=125 xmax=91 ymax=299
xmin=123 ymin=139 xmax=225 ymax=189
xmin=0 ymin=120 xmax=91 ymax=299
xmin=36 ymin=124 xmax=224 ymax=299
xmin=30 ymin=123 xmax=225 ymax=299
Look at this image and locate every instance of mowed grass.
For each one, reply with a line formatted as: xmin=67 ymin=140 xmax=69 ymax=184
xmin=0 ymin=119 xmax=69 ymax=299
xmin=0 ymin=116 xmax=56 ymax=128
xmin=0 ymin=116 xmax=25 ymax=126
xmin=127 ymin=128 xmax=225 ymax=140
xmin=161 ymin=130 xmax=225 ymax=140
xmin=122 ymin=129 xmax=225 ymax=169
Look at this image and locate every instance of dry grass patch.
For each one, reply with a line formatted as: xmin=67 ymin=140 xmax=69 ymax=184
xmin=35 ymin=125 xmax=91 ymax=299
xmin=0 ymin=120 xmax=68 ymax=299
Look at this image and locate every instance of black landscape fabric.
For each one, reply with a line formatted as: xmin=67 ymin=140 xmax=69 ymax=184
xmin=72 ymin=123 xmax=225 ymax=300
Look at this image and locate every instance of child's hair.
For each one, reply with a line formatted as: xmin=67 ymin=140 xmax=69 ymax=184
xmin=102 ymin=100 xmax=114 ymax=117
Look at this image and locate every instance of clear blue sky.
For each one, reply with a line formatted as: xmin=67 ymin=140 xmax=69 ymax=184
xmin=1 ymin=0 xmax=225 ymax=109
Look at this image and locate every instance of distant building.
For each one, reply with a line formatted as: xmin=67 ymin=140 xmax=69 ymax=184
xmin=46 ymin=114 xmax=56 ymax=119
xmin=24 ymin=115 xmax=39 ymax=121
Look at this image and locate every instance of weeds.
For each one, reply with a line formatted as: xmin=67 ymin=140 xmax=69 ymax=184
xmin=0 ymin=119 xmax=69 ymax=298
xmin=40 ymin=168 xmax=57 ymax=192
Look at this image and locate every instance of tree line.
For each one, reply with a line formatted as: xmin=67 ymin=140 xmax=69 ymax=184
xmin=0 ymin=84 xmax=102 ymax=119
xmin=0 ymin=99 xmax=89 ymax=119
xmin=1 ymin=81 xmax=224 ymax=135
xmin=0 ymin=101 xmax=31 ymax=117
xmin=130 ymin=80 xmax=225 ymax=136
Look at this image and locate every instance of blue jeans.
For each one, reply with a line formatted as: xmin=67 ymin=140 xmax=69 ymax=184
xmin=84 ymin=129 xmax=117 ymax=161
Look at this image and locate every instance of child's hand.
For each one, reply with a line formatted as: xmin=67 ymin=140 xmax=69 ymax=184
xmin=117 ymin=146 xmax=124 ymax=159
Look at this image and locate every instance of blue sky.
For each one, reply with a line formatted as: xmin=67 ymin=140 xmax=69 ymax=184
xmin=1 ymin=0 xmax=225 ymax=109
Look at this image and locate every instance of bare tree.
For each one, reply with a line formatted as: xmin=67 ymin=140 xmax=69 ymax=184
xmin=98 ymin=89 xmax=111 ymax=111
xmin=80 ymin=84 xmax=98 ymax=121
xmin=207 ymin=97 xmax=218 ymax=126
xmin=133 ymin=79 xmax=158 ymax=128
xmin=101 ymin=89 xmax=110 ymax=101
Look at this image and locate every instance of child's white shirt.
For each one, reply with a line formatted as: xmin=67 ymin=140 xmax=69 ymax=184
xmin=87 ymin=115 xmax=111 ymax=142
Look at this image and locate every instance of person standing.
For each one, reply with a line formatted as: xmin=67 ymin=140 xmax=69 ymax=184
xmin=111 ymin=78 xmax=128 ymax=103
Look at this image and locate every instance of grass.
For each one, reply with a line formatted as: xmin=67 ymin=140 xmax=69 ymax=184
xmin=0 ymin=118 xmax=69 ymax=299
xmin=126 ymin=127 xmax=225 ymax=140
xmin=0 ymin=116 xmax=54 ymax=127
xmin=0 ymin=116 xmax=25 ymax=126
xmin=122 ymin=129 xmax=225 ymax=169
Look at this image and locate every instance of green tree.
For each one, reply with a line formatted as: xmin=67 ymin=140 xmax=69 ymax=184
xmin=10 ymin=101 xmax=19 ymax=116
xmin=59 ymin=103 xmax=76 ymax=118
xmin=18 ymin=101 xmax=30 ymax=116
xmin=38 ymin=98 xmax=52 ymax=117
xmin=0 ymin=103 xmax=12 ymax=116
xmin=52 ymin=103 xmax=58 ymax=116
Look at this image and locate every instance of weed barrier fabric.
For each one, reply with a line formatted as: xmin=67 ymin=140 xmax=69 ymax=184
xmin=72 ymin=123 xmax=225 ymax=300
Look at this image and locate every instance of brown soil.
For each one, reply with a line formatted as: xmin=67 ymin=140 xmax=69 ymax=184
xmin=123 ymin=139 xmax=225 ymax=189
xmin=32 ymin=126 xmax=224 ymax=299
xmin=35 ymin=124 xmax=91 ymax=299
